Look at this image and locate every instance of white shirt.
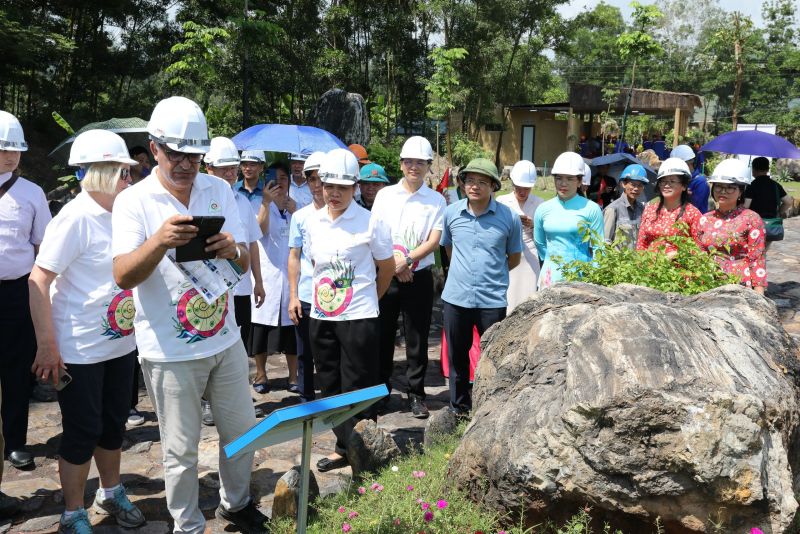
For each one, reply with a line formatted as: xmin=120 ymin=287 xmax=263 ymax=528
xmin=35 ymin=192 xmax=136 ymax=364
xmin=0 ymin=172 xmax=51 ymax=279
xmin=289 ymin=178 xmax=312 ymax=210
xmin=232 ymin=190 xmax=263 ymax=297
xmin=306 ymin=201 xmax=393 ymax=321
xmin=288 ymin=203 xmax=320 ymax=304
xmin=112 ymin=170 xmax=245 ymax=362
xmin=251 ymin=203 xmax=292 ymax=326
xmin=371 ymin=180 xmax=446 ymax=271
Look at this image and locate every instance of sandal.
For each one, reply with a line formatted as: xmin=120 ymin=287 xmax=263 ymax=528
xmin=316 ymin=455 xmax=349 ymax=472
xmin=287 ymin=383 xmax=301 ymax=394
xmin=253 ymin=382 xmax=270 ymax=394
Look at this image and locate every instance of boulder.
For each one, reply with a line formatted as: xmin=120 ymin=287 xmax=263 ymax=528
xmin=447 ymin=283 xmax=800 ymax=533
xmin=775 ymin=158 xmax=800 ymax=182
xmin=424 ymin=408 xmax=461 ymax=448
xmin=309 ymin=89 xmax=370 ymax=146
xmin=272 ymin=466 xmax=320 ymax=521
xmin=346 ymin=419 xmax=400 ymax=477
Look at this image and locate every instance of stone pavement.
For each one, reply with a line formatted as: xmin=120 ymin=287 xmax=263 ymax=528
xmin=2 ymin=305 xmax=450 ymax=533
xmin=764 ymin=215 xmax=800 ymax=342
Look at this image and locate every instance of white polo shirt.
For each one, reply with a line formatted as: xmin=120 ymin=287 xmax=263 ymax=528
xmin=0 ymin=172 xmax=51 ymax=280
xmin=289 ymin=179 xmax=312 ymax=210
xmin=232 ymin=190 xmax=263 ymax=297
xmin=36 ymin=192 xmax=136 ymax=364
xmin=371 ymin=180 xmax=446 ymax=271
xmin=112 ymin=169 xmax=245 ymax=362
xmin=306 ymin=201 xmax=393 ymax=321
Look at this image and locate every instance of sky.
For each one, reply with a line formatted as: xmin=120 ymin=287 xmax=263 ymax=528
xmin=558 ymin=0 xmax=768 ymax=27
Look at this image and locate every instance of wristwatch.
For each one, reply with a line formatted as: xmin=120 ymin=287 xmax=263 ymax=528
xmin=405 ymin=255 xmax=414 ymax=267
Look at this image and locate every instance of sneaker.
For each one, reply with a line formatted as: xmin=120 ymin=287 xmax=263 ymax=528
xmin=202 ymin=399 xmax=215 ymax=426
xmin=215 ymin=498 xmax=269 ymax=534
xmin=93 ymin=485 xmax=146 ymax=528
xmin=127 ymin=409 xmax=145 ymax=426
xmin=58 ymin=508 xmax=93 ymax=534
xmin=0 ymin=491 xmax=20 ymax=519
xmin=409 ymin=395 xmax=429 ymax=419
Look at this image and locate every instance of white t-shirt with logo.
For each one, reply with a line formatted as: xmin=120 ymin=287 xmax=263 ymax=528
xmin=35 ymin=192 xmax=136 ymax=364
xmin=232 ymin=190 xmax=263 ymax=297
xmin=306 ymin=202 xmax=393 ymax=321
xmin=112 ymin=170 xmax=245 ymax=362
xmin=371 ymin=180 xmax=446 ymax=271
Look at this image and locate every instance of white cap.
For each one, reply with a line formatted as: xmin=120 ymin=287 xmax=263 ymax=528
xmin=68 ymin=129 xmax=138 ymax=166
xmin=204 ymin=137 xmax=241 ymax=167
xmin=582 ymin=163 xmax=592 ymax=186
xmin=399 ymin=136 xmax=434 ymax=161
xmin=657 ymin=157 xmax=692 ymax=180
xmin=319 ymin=148 xmax=359 ymax=185
xmin=240 ymin=150 xmax=266 ymax=163
xmin=303 ymin=151 xmax=326 ymax=172
xmin=510 ymin=160 xmax=537 ymax=188
xmin=0 ymin=110 xmax=28 ymax=151
xmin=551 ymin=151 xmax=585 ymax=176
xmin=147 ymin=96 xmax=210 ymax=153
xmin=671 ymin=144 xmax=695 ymax=162
xmin=289 ymin=152 xmax=309 ymax=161
xmin=709 ymin=158 xmax=750 ymax=185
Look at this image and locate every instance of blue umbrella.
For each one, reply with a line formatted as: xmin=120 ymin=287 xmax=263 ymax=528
xmin=232 ymin=124 xmax=347 ymax=154
xmin=589 ymin=152 xmax=657 ymax=178
xmin=700 ymin=130 xmax=800 ymax=159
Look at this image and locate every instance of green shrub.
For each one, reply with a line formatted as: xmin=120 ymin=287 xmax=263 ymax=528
xmin=554 ymin=222 xmax=739 ymax=295
xmin=367 ymin=138 xmax=404 ymax=181
xmin=451 ymin=132 xmax=492 ymax=168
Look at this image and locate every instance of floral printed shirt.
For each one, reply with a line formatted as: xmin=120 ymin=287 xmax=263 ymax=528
xmin=696 ymin=206 xmax=767 ymax=288
xmin=635 ymin=202 xmax=702 ymax=253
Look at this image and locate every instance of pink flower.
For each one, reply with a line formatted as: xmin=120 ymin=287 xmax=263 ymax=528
xmin=416 ymin=498 xmax=424 ymax=504
xmin=394 ymin=518 xmax=401 ymax=526
xmin=338 ymin=506 xmax=346 ymax=513
xmin=406 ymin=485 xmax=414 ymax=491
xmin=412 ymin=470 xmax=426 ymax=478
xmin=348 ymin=511 xmax=359 ymax=519
xmin=357 ymin=486 xmax=366 ymax=494
xmin=424 ymin=511 xmax=434 ymax=522
xmin=421 ymin=502 xmax=430 ymax=510
xmin=342 ymin=523 xmax=351 ymax=533
xmin=436 ymin=499 xmax=448 ymax=509
xmin=371 ymin=482 xmax=380 ymax=490
xmin=751 ymin=530 xmax=764 ymax=534
xmin=372 ymin=484 xmax=384 ymax=492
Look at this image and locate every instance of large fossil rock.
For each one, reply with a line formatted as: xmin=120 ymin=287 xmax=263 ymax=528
xmin=448 ymin=283 xmax=800 ymax=533
xmin=309 ymin=88 xmax=370 ymax=146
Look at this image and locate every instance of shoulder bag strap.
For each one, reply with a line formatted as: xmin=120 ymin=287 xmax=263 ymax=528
xmin=0 ymin=174 xmax=19 ymax=199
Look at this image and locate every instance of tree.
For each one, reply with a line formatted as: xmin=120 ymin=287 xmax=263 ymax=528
xmin=425 ymin=47 xmax=468 ymax=162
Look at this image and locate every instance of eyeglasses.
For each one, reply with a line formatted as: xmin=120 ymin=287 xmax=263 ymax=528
xmin=713 ymin=184 xmax=740 ymax=193
xmin=463 ymin=177 xmax=492 ymax=188
xmin=160 ymin=145 xmax=203 ymax=164
xmin=658 ymin=179 xmax=682 ymax=188
xmin=119 ymin=168 xmax=131 ymax=181
xmin=402 ymin=159 xmax=430 ymax=168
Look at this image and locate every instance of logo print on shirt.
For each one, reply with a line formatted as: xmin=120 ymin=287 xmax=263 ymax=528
xmin=209 ymin=200 xmax=221 ymax=213
xmin=392 ymin=225 xmax=420 ymax=271
xmin=101 ymin=289 xmax=135 ymax=339
xmin=314 ymin=254 xmax=354 ymax=318
xmin=173 ymin=289 xmax=228 ymax=343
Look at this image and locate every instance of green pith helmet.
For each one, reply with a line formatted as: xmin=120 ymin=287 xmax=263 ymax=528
xmin=458 ymin=158 xmax=501 ymax=191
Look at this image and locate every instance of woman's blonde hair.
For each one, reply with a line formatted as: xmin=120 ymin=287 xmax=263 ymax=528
xmin=81 ymin=162 xmax=125 ymax=195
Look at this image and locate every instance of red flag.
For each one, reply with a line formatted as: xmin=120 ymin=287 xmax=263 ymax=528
xmin=436 ymin=167 xmax=450 ymax=193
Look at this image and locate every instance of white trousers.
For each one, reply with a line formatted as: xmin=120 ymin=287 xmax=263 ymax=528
xmin=141 ymin=341 xmax=256 ymax=534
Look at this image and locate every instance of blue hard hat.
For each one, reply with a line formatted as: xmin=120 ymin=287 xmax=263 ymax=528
xmin=359 ymin=162 xmax=390 ymax=184
xmin=619 ymin=164 xmax=648 ymax=183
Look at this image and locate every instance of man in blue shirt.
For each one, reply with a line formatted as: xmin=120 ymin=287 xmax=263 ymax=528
xmin=672 ymin=144 xmax=709 ymax=213
xmin=440 ymin=158 xmax=522 ymax=415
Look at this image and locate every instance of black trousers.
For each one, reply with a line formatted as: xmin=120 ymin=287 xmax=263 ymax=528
xmin=294 ymin=301 xmax=315 ymax=401
xmin=234 ymin=295 xmax=253 ymax=350
xmin=442 ymin=302 xmax=506 ymax=413
xmin=310 ymin=317 xmax=380 ymax=456
xmin=378 ymin=269 xmax=434 ymax=398
xmin=58 ymin=351 xmax=136 ymax=465
xmin=0 ymin=275 xmax=35 ymax=452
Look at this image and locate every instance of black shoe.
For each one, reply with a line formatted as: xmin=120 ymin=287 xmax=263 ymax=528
xmin=0 ymin=491 xmax=20 ymax=519
xmin=201 ymin=399 xmax=215 ymax=426
xmin=409 ymin=395 xmax=429 ymax=419
xmin=316 ymin=455 xmax=349 ymax=472
xmin=7 ymin=449 xmax=33 ymax=469
xmin=215 ymin=498 xmax=269 ymax=534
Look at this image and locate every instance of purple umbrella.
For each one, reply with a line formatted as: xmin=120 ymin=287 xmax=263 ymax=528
xmin=700 ymin=130 xmax=800 ymax=159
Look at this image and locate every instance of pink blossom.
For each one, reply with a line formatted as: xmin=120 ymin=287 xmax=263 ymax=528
xmin=406 ymin=485 xmax=414 ymax=491
xmin=394 ymin=518 xmax=401 ymax=526
xmin=372 ymin=484 xmax=384 ymax=492
xmin=751 ymin=530 xmax=764 ymax=534
xmin=357 ymin=486 xmax=366 ymax=494
xmin=416 ymin=498 xmax=424 ymax=504
xmin=337 ymin=506 xmax=346 ymax=513
xmin=423 ymin=511 xmax=434 ymax=522
xmin=436 ymin=499 xmax=448 ymax=509
xmin=342 ymin=523 xmax=351 ymax=533
xmin=348 ymin=511 xmax=359 ymax=519
xmin=412 ymin=470 xmax=426 ymax=478
xmin=371 ymin=482 xmax=380 ymax=490
xmin=421 ymin=502 xmax=430 ymax=510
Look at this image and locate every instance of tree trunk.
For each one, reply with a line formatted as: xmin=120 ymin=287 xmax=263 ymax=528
xmin=731 ymin=13 xmax=743 ymax=130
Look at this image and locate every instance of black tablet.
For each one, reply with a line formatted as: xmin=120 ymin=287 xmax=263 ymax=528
xmin=175 ymin=216 xmax=226 ymax=262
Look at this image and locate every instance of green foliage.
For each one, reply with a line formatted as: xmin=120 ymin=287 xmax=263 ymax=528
xmin=51 ymin=112 xmax=74 ymax=135
xmin=166 ymin=21 xmax=230 ymax=92
xmin=617 ymin=2 xmax=663 ymax=64
xmin=450 ymin=133 xmax=492 ymax=168
xmin=555 ymin=221 xmax=739 ymax=295
xmin=366 ymin=138 xmax=405 ymax=181
xmin=425 ymin=47 xmax=469 ymax=120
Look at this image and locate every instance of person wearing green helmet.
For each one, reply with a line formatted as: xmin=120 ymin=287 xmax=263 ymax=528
xmin=603 ymin=163 xmax=648 ymax=248
xmin=440 ymin=157 xmax=522 ymax=415
xmin=356 ymin=162 xmax=389 ymax=211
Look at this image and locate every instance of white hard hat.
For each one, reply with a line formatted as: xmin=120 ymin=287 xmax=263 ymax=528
xmin=204 ymin=137 xmax=241 ymax=167
xmin=551 ymin=151 xmax=585 ymax=176
xmin=582 ymin=163 xmax=592 ymax=186
xmin=303 ymin=151 xmax=326 ymax=172
xmin=147 ymin=96 xmax=209 ymax=153
xmin=657 ymin=157 xmax=691 ymax=180
xmin=0 ymin=110 xmax=28 ymax=151
xmin=68 ymin=129 xmax=138 ymax=167
xmin=670 ymin=144 xmax=695 ymax=162
xmin=240 ymin=150 xmax=265 ymax=163
xmin=709 ymin=158 xmax=750 ymax=185
xmin=289 ymin=152 xmax=309 ymax=161
xmin=399 ymin=136 xmax=433 ymax=161
xmin=319 ymin=148 xmax=359 ymax=185
xmin=510 ymin=160 xmax=537 ymax=188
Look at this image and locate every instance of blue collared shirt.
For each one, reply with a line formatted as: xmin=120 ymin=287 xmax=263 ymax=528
xmin=234 ymin=179 xmax=264 ymax=212
xmin=688 ymin=169 xmax=710 ymax=214
xmin=440 ymin=197 xmax=523 ymax=309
